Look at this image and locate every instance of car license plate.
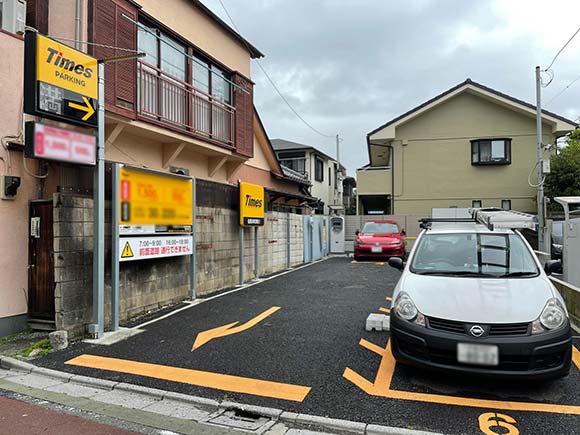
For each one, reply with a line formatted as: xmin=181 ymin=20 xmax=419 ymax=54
xmin=371 ymin=246 xmax=382 ymax=253
xmin=457 ymin=343 xmax=498 ymax=366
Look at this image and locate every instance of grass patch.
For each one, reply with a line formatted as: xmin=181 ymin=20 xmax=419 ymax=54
xmin=21 ymin=339 xmax=52 ymax=358
xmin=0 ymin=329 xmax=33 ymax=345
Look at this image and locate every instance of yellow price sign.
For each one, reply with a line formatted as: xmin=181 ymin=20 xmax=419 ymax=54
xmin=119 ymin=167 xmax=193 ymax=226
xmin=239 ymin=182 xmax=265 ymax=227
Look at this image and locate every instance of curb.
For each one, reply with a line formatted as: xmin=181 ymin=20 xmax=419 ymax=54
xmin=0 ymin=356 xmax=35 ymax=373
xmin=0 ymin=356 xmax=444 ymax=435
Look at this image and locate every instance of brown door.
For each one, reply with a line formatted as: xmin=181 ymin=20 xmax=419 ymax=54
xmin=28 ymin=200 xmax=55 ymax=320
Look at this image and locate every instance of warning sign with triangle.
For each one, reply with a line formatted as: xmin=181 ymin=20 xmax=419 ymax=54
xmin=121 ymin=241 xmax=134 ymax=258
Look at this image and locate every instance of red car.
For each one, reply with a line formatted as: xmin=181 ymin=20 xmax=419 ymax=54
xmin=353 ymin=220 xmax=406 ymax=261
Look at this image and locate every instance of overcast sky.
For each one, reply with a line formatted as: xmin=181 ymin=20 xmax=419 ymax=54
xmin=205 ymin=0 xmax=580 ymax=175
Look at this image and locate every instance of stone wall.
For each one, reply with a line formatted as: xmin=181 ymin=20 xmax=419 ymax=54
xmin=53 ymin=194 xmax=306 ymax=337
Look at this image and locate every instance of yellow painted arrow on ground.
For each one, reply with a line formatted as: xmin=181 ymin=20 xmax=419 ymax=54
xmin=192 ymin=306 xmax=281 ymax=351
xmin=68 ymin=96 xmax=95 ymax=121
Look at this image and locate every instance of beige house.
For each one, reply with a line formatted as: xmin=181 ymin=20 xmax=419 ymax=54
xmin=358 ymin=79 xmax=576 ymax=215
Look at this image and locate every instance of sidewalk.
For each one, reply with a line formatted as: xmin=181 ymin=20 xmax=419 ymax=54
xmin=0 ymin=355 xmax=437 ymax=435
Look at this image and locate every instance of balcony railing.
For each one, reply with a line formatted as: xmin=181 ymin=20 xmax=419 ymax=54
xmin=137 ymin=60 xmax=235 ymax=147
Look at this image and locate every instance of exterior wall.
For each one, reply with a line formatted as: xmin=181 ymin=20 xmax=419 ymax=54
xmin=356 ymin=168 xmax=391 ymax=195
xmin=0 ymin=31 xmax=40 ymax=333
xmin=48 ymin=0 xmax=88 ymax=50
xmin=136 ymin=0 xmax=251 ymax=77
xmin=377 ymin=92 xmax=556 ymax=215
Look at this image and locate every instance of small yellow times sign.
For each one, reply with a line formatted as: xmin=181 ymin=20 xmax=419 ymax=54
xmin=239 ymin=182 xmax=265 ymax=227
xmin=119 ymin=168 xmax=193 ymax=226
xmin=24 ymin=33 xmax=98 ymax=127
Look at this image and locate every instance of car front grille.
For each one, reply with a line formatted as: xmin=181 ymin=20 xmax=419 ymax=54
xmin=427 ymin=317 xmax=530 ymax=337
xmin=488 ymin=323 xmax=530 ymax=336
xmin=427 ymin=317 xmax=465 ymax=334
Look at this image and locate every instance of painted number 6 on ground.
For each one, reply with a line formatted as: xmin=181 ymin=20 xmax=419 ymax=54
xmin=478 ymin=412 xmax=519 ymax=435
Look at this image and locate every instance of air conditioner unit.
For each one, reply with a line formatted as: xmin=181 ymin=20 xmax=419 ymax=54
xmin=0 ymin=0 xmax=26 ymax=35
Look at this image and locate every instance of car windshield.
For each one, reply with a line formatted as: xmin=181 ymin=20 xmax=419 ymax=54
xmin=362 ymin=223 xmax=398 ymax=234
xmin=410 ymin=232 xmax=539 ymax=277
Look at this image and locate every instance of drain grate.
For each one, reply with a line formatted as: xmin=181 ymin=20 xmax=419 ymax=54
xmin=208 ymin=409 xmax=273 ymax=432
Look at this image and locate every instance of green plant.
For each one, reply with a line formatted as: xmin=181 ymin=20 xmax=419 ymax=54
xmin=21 ymin=339 xmax=52 ymax=358
xmin=545 ymin=130 xmax=580 ymax=210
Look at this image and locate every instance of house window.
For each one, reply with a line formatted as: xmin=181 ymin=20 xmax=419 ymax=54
xmin=315 ymin=157 xmax=324 ymax=182
xmin=280 ymin=158 xmax=306 ymax=174
xmin=501 ymin=199 xmax=511 ymax=210
xmin=328 ymin=167 xmax=331 ymax=186
xmin=472 ymin=200 xmax=482 ymax=208
xmin=471 ymin=139 xmax=511 ymax=165
xmin=137 ymin=21 xmax=232 ymax=142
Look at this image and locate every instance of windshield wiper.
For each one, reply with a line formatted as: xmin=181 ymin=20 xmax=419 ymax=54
xmin=498 ymin=271 xmax=537 ymax=277
xmin=414 ymin=270 xmax=495 ymax=277
xmin=448 ymin=271 xmax=497 ymax=277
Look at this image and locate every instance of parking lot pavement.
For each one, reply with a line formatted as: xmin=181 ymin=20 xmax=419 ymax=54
xmin=37 ymin=257 xmax=580 ymax=434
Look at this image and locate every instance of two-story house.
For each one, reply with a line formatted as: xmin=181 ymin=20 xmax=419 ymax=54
xmin=271 ymin=139 xmax=344 ymax=214
xmin=0 ymin=0 xmax=313 ymax=337
xmin=357 ymin=79 xmax=576 ymax=215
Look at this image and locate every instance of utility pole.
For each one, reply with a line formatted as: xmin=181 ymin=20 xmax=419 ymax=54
xmin=535 ymin=66 xmax=546 ymax=252
xmin=335 ymin=134 xmax=342 ymax=207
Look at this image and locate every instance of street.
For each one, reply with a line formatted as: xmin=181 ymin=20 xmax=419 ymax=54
xmin=36 ymin=258 xmax=580 ymax=435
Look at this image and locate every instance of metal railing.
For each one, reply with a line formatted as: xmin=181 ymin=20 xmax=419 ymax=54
xmin=137 ymin=60 xmax=235 ymax=146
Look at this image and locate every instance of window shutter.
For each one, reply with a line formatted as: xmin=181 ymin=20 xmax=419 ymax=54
xmin=26 ymin=0 xmax=49 ymax=35
xmin=232 ymin=73 xmax=254 ymax=158
xmin=88 ymin=0 xmax=137 ymax=119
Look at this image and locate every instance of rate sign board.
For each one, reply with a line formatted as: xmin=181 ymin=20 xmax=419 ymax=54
xmin=25 ymin=122 xmax=96 ymax=165
xmin=119 ymin=167 xmax=193 ymax=227
xmin=24 ymin=32 xmax=98 ymax=128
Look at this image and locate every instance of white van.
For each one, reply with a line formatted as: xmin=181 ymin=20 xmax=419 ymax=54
xmin=388 ymin=209 xmax=571 ymax=380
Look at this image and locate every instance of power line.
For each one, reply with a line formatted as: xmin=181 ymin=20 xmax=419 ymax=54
xmin=544 ymin=24 xmax=580 ymax=71
xmin=546 ymin=72 xmax=580 ymax=105
xmin=216 ymin=0 xmax=335 ymax=139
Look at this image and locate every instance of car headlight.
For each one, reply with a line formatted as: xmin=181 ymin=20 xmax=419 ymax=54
xmin=532 ymin=298 xmax=567 ymax=334
xmin=394 ymin=292 xmax=425 ymax=326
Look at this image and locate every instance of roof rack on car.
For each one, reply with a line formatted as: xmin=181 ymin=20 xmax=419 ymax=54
xmin=471 ymin=208 xmax=538 ymax=231
xmin=419 ymin=208 xmax=538 ymax=231
xmin=418 ymin=218 xmax=475 ymax=230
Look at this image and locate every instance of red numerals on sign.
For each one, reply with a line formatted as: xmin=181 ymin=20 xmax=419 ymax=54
xmin=121 ymin=180 xmax=131 ymax=201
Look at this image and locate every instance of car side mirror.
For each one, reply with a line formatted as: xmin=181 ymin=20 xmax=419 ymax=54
xmin=355 ymin=229 xmax=360 ymax=236
xmin=388 ymin=257 xmax=405 ymax=271
xmin=401 ymin=229 xmax=406 ymax=237
xmin=544 ymin=260 xmax=562 ymax=276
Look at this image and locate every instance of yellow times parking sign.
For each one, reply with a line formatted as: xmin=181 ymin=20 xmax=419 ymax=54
xmin=239 ymin=182 xmax=265 ymax=227
xmin=24 ymin=33 xmax=98 ymax=128
xmin=119 ymin=167 xmax=193 ymax=226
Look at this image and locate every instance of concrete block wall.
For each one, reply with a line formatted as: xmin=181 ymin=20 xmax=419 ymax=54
xmin=53 ymin=195 xmax=97 ymax=339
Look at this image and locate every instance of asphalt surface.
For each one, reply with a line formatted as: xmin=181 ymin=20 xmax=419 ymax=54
xmin=38 ymin=257 xmax=580 ymax=435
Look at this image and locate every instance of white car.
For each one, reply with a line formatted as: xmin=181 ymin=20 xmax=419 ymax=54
xmin=388 ymin=211 xmax=572 ymax=380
